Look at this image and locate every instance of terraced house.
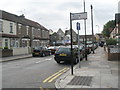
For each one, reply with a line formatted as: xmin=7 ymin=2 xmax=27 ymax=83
xmin=0 ymin=10 xmax=49 ymax=56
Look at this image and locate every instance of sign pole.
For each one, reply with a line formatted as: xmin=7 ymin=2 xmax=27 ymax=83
xmin=70 ymin=12 xmax=73 ymax=75
xmin=77 ymin=22 xmax=81 ymax=68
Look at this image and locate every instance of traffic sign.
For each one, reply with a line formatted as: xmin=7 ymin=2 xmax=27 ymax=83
xmin=76 ymin=22 xmax=80 ymax=30
xmin=71 ymin=12 xmax=87 ymax=20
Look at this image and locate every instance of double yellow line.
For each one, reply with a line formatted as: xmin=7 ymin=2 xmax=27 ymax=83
xmin=43 ymin=68 xmax=69 ymax=83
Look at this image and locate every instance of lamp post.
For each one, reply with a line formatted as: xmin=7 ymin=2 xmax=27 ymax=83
xmin=96 ymin=25 xmax=99 ymax=33
xmin=91 ymin=5 xmax=95 ymax=54
xmin=84 ymin=0 xmax=87 ymax=60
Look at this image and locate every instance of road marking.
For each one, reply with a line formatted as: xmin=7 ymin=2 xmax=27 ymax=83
xmin=35 ymin=60 xmax=46 ymax=64
xmin=43 ymin=68 xmax=67 ymax=83
xmin=43 ymin=68 xmax=69 ymax=83
xmin=45 ymin=58 xmax=52 ymax=61
xmin=35 ymin=58 xmax=52 ymax=64
xmin=48 ymin=68 xmax=69 ymax=82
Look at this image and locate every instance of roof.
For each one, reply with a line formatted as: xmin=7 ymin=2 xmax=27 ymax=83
xmin=0 ymin=10 xmax=48 ymax=31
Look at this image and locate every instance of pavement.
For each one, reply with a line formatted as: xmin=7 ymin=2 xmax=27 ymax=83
xmin=55 ymin=47 xmax=119 ymax=89
xmin=0 ymin=54 xmax=32 ymax=63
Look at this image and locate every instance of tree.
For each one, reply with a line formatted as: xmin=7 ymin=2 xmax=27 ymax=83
xmin=102 ymin=20 xmax=115 ymax=38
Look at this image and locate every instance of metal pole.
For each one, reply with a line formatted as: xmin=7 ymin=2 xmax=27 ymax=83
xmin=70 ymin=13 xmax=73 ymax=75
xmin=84 ymin=0 xmax=87 ymax=60
xmin=91 ymin=5 xmax=95 ymax=54
xmin=77 ymin=26 xmax=81 ymax=68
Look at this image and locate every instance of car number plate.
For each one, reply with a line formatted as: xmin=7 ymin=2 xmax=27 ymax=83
xmin=35 ymin=53 xmax=39 ymax=55
xmin=59 ymin=54 xmax=67 ymax=56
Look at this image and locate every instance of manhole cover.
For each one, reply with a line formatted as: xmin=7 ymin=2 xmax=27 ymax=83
xmin=68 ymin=76 xmax=93 ymax=86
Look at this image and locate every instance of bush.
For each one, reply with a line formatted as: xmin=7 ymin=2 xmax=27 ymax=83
xmin=106 ymin=38 xmax=117 ymax=45
xmin=4 ymin=47 xmax=8 ymax=49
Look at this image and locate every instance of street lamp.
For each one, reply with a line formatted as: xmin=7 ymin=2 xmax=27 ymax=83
xmin=96 ymin=25 xmax=99 ymax=33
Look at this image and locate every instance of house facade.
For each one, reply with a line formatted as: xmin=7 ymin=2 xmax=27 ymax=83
xmin=79 ymin=35 xmax=96 ymax=43
xmin=0 ymin=10 xmax=49 ymax=56
xmin=56 ymin=28 xmax=65 ymax=44
xmin=110 ymin=13 xmax=120 ymax=45
xmin=65 ymin=29 xmax=77 ymax=43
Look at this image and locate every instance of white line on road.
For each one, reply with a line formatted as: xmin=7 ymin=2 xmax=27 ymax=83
xmin=35 ymin=58 xmax=52 ymax=64
xmin=45 ymin=58 xmax=52 ymax=61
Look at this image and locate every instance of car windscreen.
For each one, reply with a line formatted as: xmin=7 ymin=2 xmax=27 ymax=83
xmin=34 ymin=47 xmax=42 ymax=50
xmin=57 ymin=48 xmax=71 ymax=53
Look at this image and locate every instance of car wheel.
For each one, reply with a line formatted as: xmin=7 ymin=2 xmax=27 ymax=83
xmin=56 ymin=61 xmax=60 ymax=64
xmin=42 ymin=53 xmax=45 ymax=57
xmin=49 ymin=52 xmax=52 ymax=56
xmin=74 ymin=58 xmax=78 ymax=64
xmin=32 ymin=55 xmax=35 ymax=57
xmin=32 ymin=54 xmax=35 ymax=57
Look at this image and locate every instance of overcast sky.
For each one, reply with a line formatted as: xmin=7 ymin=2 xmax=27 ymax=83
xmin=0 ymin=0 xmax=119 ymax=35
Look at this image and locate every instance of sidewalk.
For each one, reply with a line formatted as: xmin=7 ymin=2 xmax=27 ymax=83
xmin=55 ymin=47 xmax=118 ymax=89
xmin=0 ymin=54 xmax=32 ymax=63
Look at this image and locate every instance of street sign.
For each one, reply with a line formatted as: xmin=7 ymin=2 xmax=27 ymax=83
xmin=76 ymin=22 xmax=80 ymax=30
xmin=71 ymin=12 xmax=87 ymax=20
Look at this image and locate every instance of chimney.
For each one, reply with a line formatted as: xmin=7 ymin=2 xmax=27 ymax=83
xmin=19 ymin=14 xmax=25 ymax=18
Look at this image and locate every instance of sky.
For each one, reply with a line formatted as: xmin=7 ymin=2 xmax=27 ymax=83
xmin=0 ymin=0 xmax=119 ymax=35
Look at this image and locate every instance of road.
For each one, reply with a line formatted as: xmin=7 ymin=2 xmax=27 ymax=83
xmin=2 ymin=55 xmax=71 ymax=88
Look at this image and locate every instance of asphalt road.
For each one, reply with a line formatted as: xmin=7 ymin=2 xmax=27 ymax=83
xmin=2 ymin=55 xmax=71 ymax=88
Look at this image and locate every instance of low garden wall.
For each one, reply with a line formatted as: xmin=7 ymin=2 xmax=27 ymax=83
xmin=105 ymin=45 xmax=120 ymax=61
xmin=0 ymin=49 xmax=13 ymax=57
xmin=0 ymin=47 xmax=32 ymax=57
xmin=12 ymin=47 xmax=32 ymax=56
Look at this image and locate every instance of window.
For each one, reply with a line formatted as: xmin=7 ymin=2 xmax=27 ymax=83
xmin=26 ymin=26 xmax=29 ymax=35
xmin=32 ymin=27 xmax=35 ymax=36
xmin=0 ymin=21 xmax=3 ymax=32
xmin=15 ymin=41 xmax=19 ymax=48
xmin=18 ymin=24 xmax=21 ymax=34
xmin=11 ymin=40 xmax=15 ymax=47
xmin=10 ymin=23 xmax=13 ymax=33
xmin=22 ymin=40 xmax=25 ymax=47
xmin=0 ymin=38 xmax=2 ymax=48
xmin=5 ymin=39 xmax=8 ymax=47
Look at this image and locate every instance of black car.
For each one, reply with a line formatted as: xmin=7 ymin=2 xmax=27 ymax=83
xmin=32 ymin=46 xmax=51 ymax=57
xmin=54 ymin=47 xmax=78 ymax=64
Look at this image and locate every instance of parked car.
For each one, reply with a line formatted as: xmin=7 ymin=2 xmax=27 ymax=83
xmin=54 ymin=46 xmax=78 ymax=64
xmin=94 ymin=42 xmax=98 ymax=49
xmin=78 ymin=45 xmax=86 ymax=59
xmin=47 ymin=46 xmax=56 ymax=54
xmin=32 ymin=46 xmax=51 ymax=57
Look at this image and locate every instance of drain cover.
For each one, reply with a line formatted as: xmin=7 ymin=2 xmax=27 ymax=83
xmin=68 ymin=76 xmax=92 ymax=86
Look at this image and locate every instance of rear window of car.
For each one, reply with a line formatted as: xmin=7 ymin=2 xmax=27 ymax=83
xmin=34 ymin=47 xmax=42 ymax=50
xmin=57 ymin=48 xmax=71 ymax=53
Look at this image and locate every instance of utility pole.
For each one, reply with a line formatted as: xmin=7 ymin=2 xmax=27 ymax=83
xmin=91 ymin=5 xmax=95 ymax=54
xmin=84 ymin=0 xmax=87 ymax=60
